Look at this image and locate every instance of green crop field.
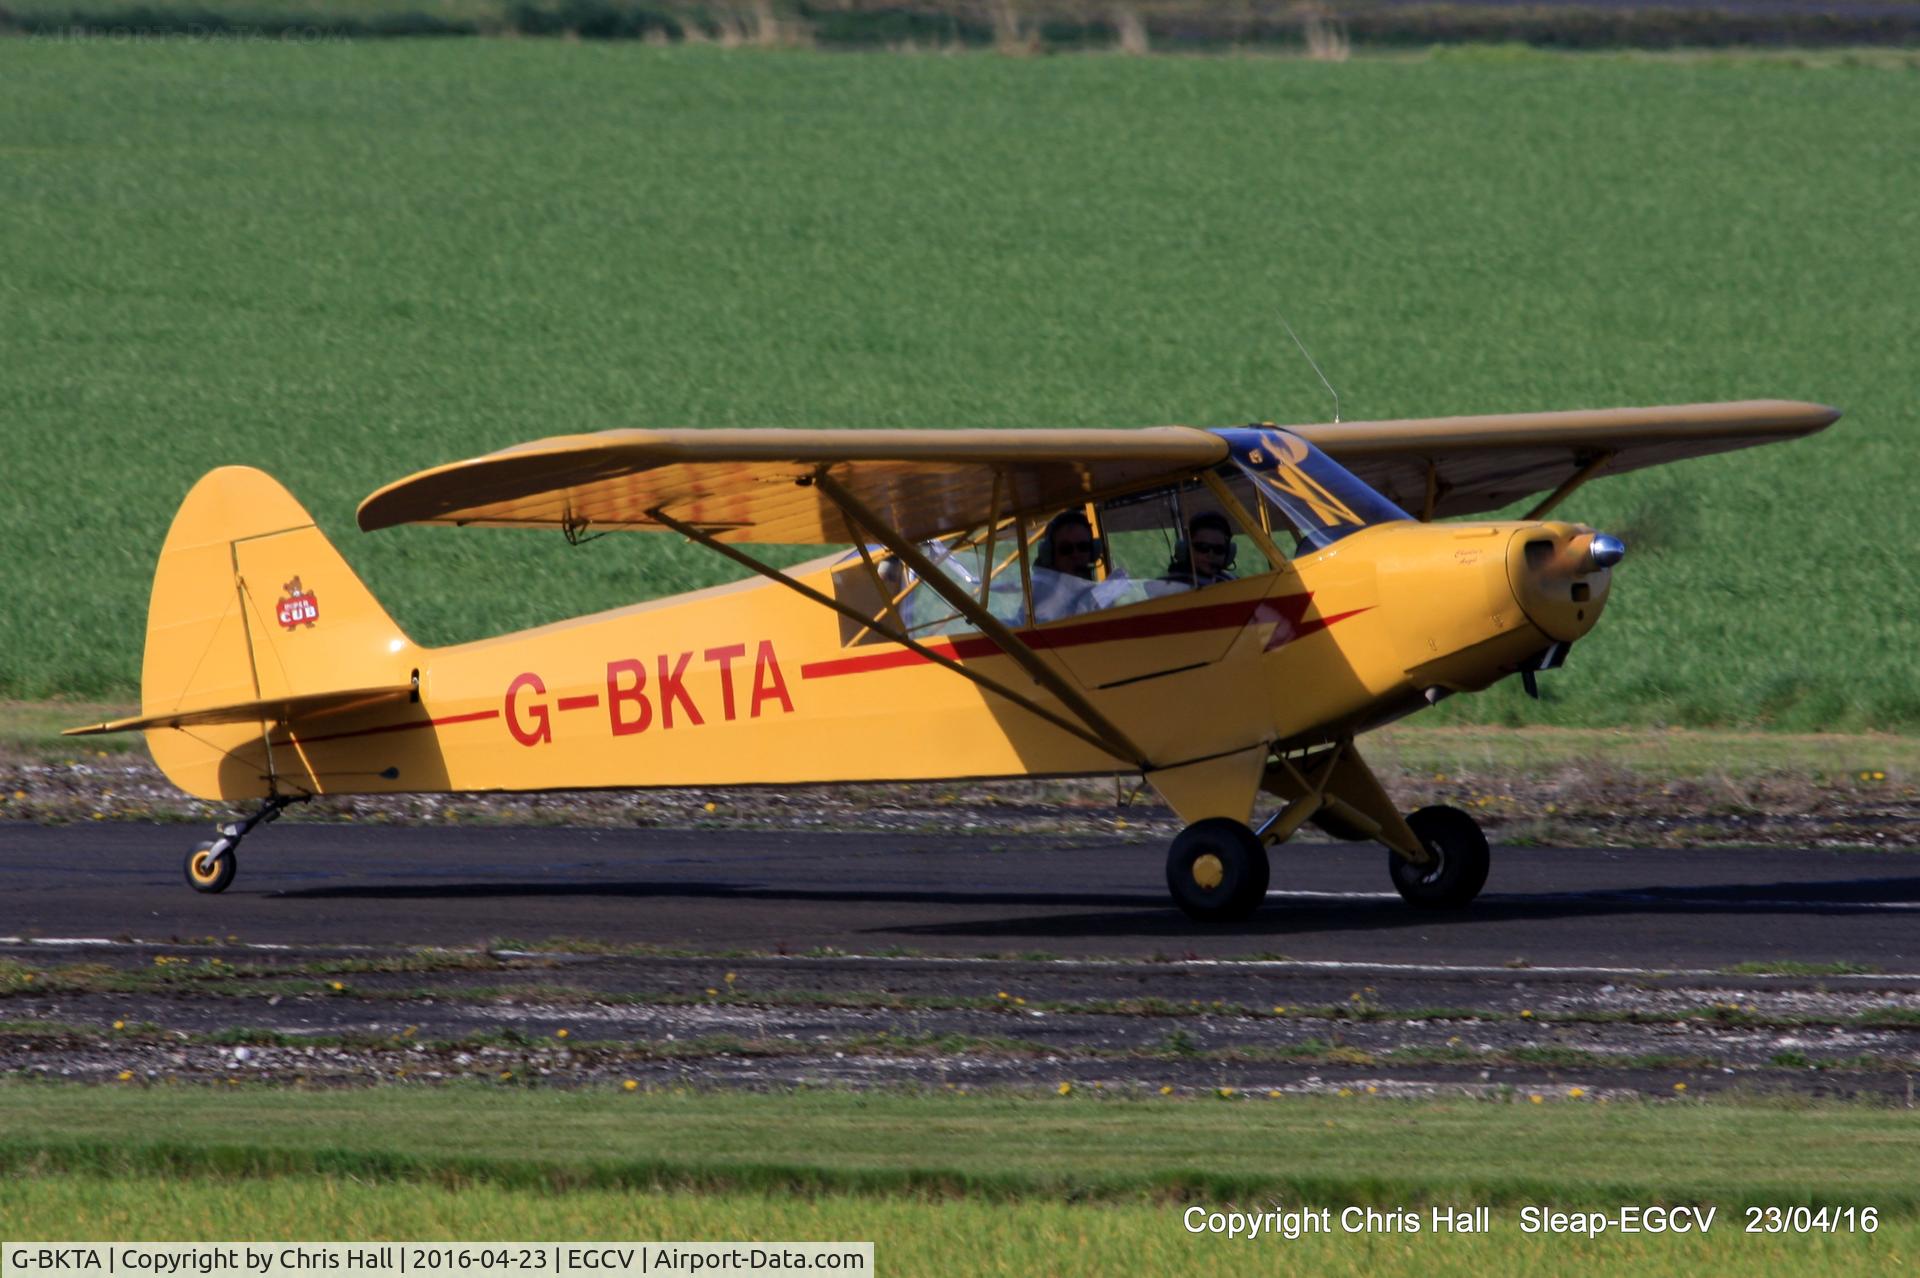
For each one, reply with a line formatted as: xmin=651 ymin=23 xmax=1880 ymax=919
xmin=5 ymin=1175 xmax=1915 ymax=1276
xmin=4 ymin=1085 xmax=1918 ymax=1274
xmin=3 ymin=42 xmax=1916 ymax=730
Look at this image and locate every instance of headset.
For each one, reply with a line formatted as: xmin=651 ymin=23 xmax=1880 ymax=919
xmin=1165 ymin=511 xmax=1238 ymax=580
xmin=1035 ymin=509 xmax=1102 ymax=577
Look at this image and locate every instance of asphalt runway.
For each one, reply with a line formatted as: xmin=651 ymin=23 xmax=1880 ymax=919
xmin=5 ymin=821 xmax=1919 ymax=969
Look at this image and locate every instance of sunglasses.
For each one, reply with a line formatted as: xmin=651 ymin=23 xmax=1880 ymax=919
xmin=1056 ymin=539 xmax=1094 ymax=556
xmin=1193 ymin=540 xmax=1230 ymax=557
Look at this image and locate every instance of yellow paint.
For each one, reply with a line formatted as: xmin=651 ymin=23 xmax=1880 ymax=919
xmin=98 ymin=472 xmax=1611 ymax=827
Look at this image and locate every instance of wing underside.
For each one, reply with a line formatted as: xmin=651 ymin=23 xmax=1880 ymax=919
xmin=1292 ymin=399 xmax=1839 ymax=520
xmin=358 ymin=427 xmax=1229 ymax=544
xmin=355 ymin=400 xmax=1838 ymax=544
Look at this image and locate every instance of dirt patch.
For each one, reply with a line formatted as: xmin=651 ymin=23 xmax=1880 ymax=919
xmin=5 ymin=746 xmax=1915 ymax=850
xmin=8 ymin=943 xmax=1920 ymax=1101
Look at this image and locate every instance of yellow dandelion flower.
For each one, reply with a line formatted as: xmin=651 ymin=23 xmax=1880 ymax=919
xmin=703 ymin=801 xmax=717 ymax=813
xmin=1529 ymin=1094 xmax=1543 ymax=1105
xmin=1568 ymin=1087 xmax=1586 ymax=1099
xmin=1268 ymin=1090 xmax=1281 ymax=1099
xmin=623 ymin=1080 xmax=638 ymax=1092
xmin=556 ymin=1028 xmax=569 ymax=1039
xmin=1159 ymin=1085 xmax=1173 ymax=1095
xmin=1520 ymin=1009 xmax=1533 ymax=1018
xmin=1365 ymin=1085 xmax=1378 ymax=1094
xmin=1673 ymin=1082 xmax=1688 ymax=1092
xmin=329 ymin=981 xmax=344 ymax=992
xmin=117 ymin=1070 xmax=133 ymax=1082
xmin=113 ymin=1020 xmax=125 ymax=1030
xmin=1057 ymin=1082 xmax=1072 ymax=1095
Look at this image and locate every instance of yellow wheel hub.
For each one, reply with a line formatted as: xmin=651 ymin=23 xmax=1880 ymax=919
xmin=1191 ymin=853 xmax=1225 ymax=891
xmin=190 ymin=852 xmax=219 ymax=882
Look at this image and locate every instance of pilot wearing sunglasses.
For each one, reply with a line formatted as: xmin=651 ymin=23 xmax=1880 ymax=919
xmin=1031 ymin=510 xmax=1099 ymax=621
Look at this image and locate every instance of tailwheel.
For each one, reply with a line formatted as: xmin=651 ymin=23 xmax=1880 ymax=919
xmin=1389 ymin=805 xmax=1489 ymax=909
xmin=1166 ymin=818 xmax=1270 ymax=922
xmin=184 ymin=840 xmax=236 ymax=894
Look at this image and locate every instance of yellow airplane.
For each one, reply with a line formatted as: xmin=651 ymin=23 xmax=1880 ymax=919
xmin=69 ymin=399 xmax=1837 ymax=920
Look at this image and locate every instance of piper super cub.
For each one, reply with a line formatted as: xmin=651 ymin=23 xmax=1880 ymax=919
xmin=69 ymin=399 xmax=1837 ymax=920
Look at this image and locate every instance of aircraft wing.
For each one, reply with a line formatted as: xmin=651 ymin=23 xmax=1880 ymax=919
xmin=357 ymin=428 xmax=1228 ymax=544
xmin=1288 ymin=399 xmax=1839 ymax=520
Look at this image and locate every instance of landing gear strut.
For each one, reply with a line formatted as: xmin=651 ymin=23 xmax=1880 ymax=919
xmin=1166 ymin=818 xmax=1270 ymax=922
xmin=184 ymin=793 xmax=303 ymax=894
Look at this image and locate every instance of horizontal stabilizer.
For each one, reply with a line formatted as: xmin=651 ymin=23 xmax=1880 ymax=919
xmin=64 ymin=684 xmax=414 ymax=736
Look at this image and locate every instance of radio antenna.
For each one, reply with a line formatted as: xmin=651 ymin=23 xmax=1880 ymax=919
xmin=1278 ymin=312 xmax=1341 ymax=424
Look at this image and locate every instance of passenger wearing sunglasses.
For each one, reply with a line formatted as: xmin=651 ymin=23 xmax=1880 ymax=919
xmin=1163 ymin=511 xmax=1238 ymax=587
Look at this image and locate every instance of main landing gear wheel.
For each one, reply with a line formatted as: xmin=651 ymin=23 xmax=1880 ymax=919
xmin=1389 ymin=805 xmax=1490 ymax=910
xmin=1167 ymin=818 xmax=1270 ymax=922
xmin=184 ymin=841 xmax=236 ymax=894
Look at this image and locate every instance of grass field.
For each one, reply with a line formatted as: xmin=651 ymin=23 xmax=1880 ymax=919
xmin=2 ymin=43 xmax=1917 ymax=731
xmin=3 ymin=1085 xmax=1917 ymax=1274
xmin=5 ymin=1176 xmax=1915 ymax=1276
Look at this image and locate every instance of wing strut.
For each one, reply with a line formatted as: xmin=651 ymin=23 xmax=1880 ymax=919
xmin=645 ymin=506 xmax=1140 ymax=766
xmin=813 ymin=472 xmax=1154 ymax=770
xmin=1522 ymin=451 xmax=1614 ymax=521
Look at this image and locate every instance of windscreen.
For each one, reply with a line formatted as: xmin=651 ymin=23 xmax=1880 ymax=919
xmin=1216 ymin=427 xmax=1412 ymax=553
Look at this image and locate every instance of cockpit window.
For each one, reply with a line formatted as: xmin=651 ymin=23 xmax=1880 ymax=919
xmin=1217 ymin=427 xmax=1412 ymax=554
xmin=823 ymin=428 xmax=1406 ymax=647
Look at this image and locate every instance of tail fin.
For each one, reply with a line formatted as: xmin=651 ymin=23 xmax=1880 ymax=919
xmin=124 ymin=467 xmax=418 ymax=799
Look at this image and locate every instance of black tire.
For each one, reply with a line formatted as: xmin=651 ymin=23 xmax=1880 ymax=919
xmin=1389 ymin=805 xmax=1489 ymax=909
xmin=184 ymin=841 xmax=236 ymax=894
xmin=1166 ymin=818 xmax=1270 ymax=922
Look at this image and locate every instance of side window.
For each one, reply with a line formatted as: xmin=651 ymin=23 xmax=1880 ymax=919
xmin=829 ymin=520 xmax=1031 ymax=645
xmin=827 ymin=481 xmax=1280 ymax=647
xmin=1029 ymin=484 xmax=1274 ymax=624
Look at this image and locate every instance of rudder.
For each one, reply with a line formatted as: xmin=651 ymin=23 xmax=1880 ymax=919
xmin=141 ymin=467 xmax=417 ymax=799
